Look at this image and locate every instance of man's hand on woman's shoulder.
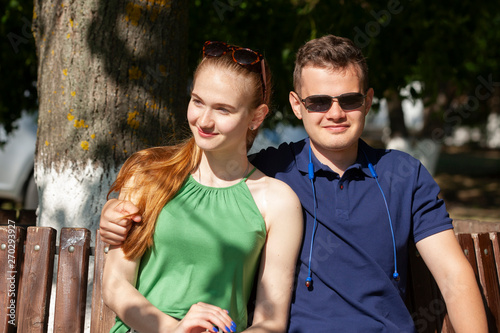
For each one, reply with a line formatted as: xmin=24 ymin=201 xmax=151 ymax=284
xmin=99 ymin=199 xmax=141 ymax=245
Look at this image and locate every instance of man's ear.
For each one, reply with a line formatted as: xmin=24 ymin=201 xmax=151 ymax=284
xmin=250 ymin=103 xmax=269 ymax=129
xmin=364 ymin=88 xmax=375 ymax=116
xmin=289 ymin=91 xmax=303 ymax=120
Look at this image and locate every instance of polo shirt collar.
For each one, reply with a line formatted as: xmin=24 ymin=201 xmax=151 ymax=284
xmin=295 ymin=137 xmax=375 ymax=178
xmin=357 ymin=139 xmax=377 ymax=178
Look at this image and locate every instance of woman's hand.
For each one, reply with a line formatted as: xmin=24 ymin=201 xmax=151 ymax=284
xmin=173 ymin=302 xmax=237 ymax=333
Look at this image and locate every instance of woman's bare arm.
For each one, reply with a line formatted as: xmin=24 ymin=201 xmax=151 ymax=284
xmin=245 ymin=179 xmax=303 ymax=332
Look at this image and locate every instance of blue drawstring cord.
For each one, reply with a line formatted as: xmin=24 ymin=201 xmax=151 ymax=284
xmin=306 ymin=145 xmax=317 ymax=287
xmin=366 ymin=154 xmax=399 ymax=281
xmin=305 ymin=146 xmax=399 ymax=288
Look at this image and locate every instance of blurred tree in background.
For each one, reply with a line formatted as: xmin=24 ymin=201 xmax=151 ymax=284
xmin=187 ymin=0 xmax=500 ymax=144
xmin=1 ymin=0 xmax=499 ymax=220
xmin=1 ymin=0 xmax=499 ymax=144
xmin=0 ymin=0 xmax=37 ymax=142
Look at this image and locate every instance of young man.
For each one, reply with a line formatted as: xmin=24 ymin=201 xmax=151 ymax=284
xmin=99 ymin=35 xmax=487 ymax=332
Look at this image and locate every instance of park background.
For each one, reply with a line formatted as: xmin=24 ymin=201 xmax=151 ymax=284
xmin=0 ymin=0 xmax=499 ymax=232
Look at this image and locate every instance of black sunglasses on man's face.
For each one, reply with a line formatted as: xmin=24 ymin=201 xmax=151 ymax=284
xmin=297 ymin=92 xmax=367 ymax=112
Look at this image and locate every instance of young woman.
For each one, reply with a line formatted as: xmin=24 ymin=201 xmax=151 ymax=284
xmin=102 ymin=41 xmax=303 ymax=333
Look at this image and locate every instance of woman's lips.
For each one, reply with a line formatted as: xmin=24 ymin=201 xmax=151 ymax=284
xmin=198 ymin=127 xmax=217 ymax=138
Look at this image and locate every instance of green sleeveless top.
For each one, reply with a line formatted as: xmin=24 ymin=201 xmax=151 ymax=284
xmin=110 ymin=168 xmax=266 ymax=333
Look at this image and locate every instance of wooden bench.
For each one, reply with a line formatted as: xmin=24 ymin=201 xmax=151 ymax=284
xmin=0 ymin=225 xmax=114 ymax=332
xmin=407 ymin=229 xmax=500 ymax=332
xmin=0 ymin=210 xmax=37 ymax=229
xmin=1 ymin=215 xmax=499 ymax=332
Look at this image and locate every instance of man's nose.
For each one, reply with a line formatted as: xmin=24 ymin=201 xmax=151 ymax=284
xmin=324 ymin=99 xmax=346 ymax=120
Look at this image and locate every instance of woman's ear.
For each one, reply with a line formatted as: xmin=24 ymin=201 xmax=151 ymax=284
xmin=249 ymin=103 xmax=269 ymax=130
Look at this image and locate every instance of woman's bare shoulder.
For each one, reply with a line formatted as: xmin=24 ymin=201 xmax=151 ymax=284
xmin=250 ymin=168 xmax=296 ymax=194
xmin=247 ymin=168 xmax=301 ymax=223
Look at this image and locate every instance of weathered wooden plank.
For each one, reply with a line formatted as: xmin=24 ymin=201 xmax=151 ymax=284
xmin=17 ymin=227 xmax=57 ymax=333
xmin=53 ymin=228 xmax=91 ymax=333
xmin=473 ymin=233 xmax=500 ymax=333
xmin=0 ymin=226 xmax=26 ymax=333
xmin=407 ymin=242 xmax=446 ymax=333
xmin=0 ymin=211 xmax=17 ymax=227
xmin=18 ymin=210 xmax=37 ymax=228
xmin=490 ymin=232 xmax=500 ymax=293
xmin=90 ymin=230 xmax=115 ymax=333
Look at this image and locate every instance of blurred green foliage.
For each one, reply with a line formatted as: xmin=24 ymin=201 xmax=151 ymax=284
xmin=0 ymin=0 xmax=37 ymax=141
xmin=1 ymin=0 xmax=499 ymax=138
xmin=188 ymin=0 xmax=500 ymax=129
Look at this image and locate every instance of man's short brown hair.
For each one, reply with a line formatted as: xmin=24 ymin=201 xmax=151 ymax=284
xmin=293 ymin=35 xmax=369 ymax=94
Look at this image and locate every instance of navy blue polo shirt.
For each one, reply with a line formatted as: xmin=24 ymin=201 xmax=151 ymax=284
xmin=250 ymin=138 xmax=453 ymax=333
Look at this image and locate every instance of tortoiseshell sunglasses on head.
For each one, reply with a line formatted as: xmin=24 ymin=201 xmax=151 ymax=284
xmin=202 ymin=41 xmax=267 ymax=102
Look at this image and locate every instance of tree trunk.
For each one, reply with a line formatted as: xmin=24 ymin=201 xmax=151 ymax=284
xmin=384 ymin=88 xmax=409 ymax=139
xmin=384 ymin=87 xmax=444 ymax=175
xmin=486 ymin=86 xmax=500 ymax=148
xmin=32 ymin=0 xmax=188 ymax=236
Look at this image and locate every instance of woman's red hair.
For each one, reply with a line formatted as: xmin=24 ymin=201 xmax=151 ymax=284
xmin=108 ymin=138 xmax=201 ymax=259
xmin=108 ymin=51 xmax=272 ymax=260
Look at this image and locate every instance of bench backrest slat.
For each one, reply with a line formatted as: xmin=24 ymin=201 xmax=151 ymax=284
xmin=0 ymin=226 xmax=26 ymax=333
xmin=490 ymin=232 xmax=500 ymax=290
xmin=0 ymin=211 xmax=16 ymax=225
xmin=2 ymin=215 xmax=500 ymax=333
xmin=407 ymin=241 xmax=447 ymax=333
xmin=473 ymin=233 xmax=500 ymax=332
xmin=457 ymin=233 xmax=478 ymax=275
xmin=90 ymin=230 xmax=115 ymax=332
xmin=17 ymin=227 xmax=57 ymax=333
xmin=18 ymin=210 xmax=38 ymax=228
xmin=53 ymin=228 xmax=91 ymax=332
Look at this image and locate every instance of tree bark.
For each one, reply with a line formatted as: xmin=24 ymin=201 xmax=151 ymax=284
xmin=32 ymin=0 xmax=188 ymax=235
